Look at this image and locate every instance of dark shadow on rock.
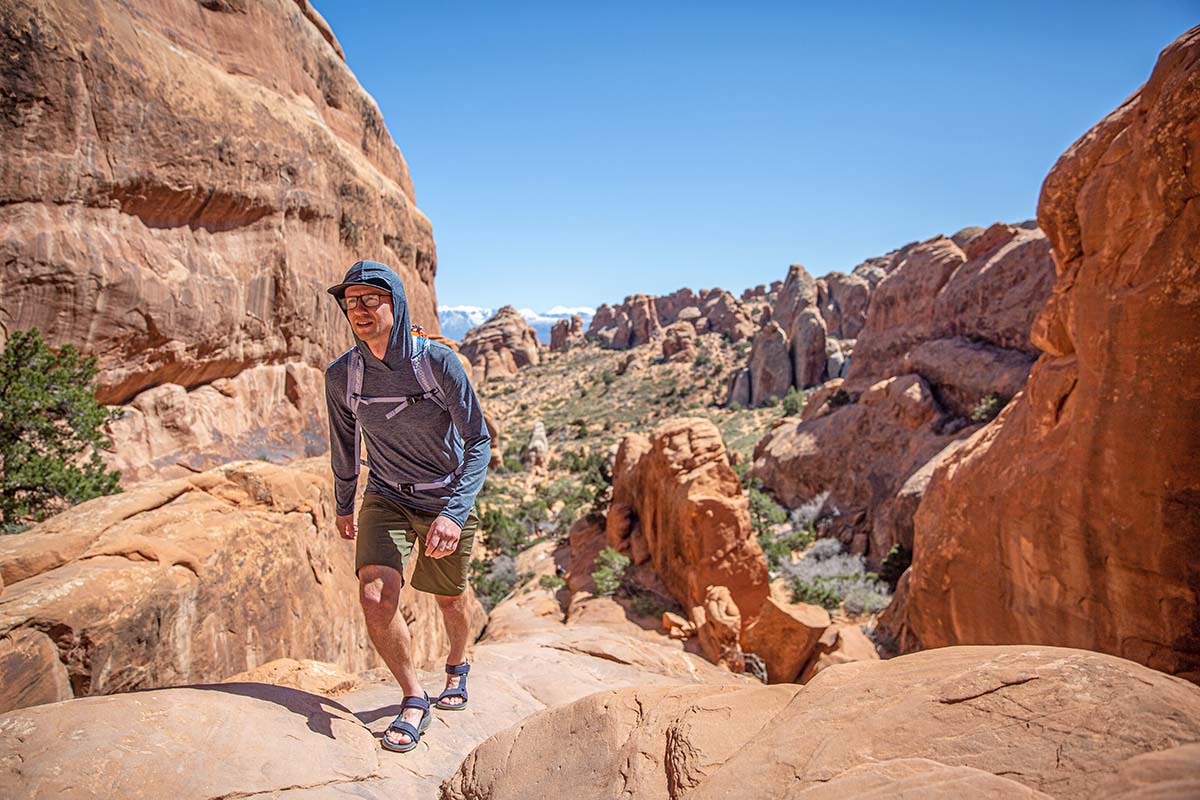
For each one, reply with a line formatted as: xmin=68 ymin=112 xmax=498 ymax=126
xmin=183 ymin=682 xmax=354 ymax=740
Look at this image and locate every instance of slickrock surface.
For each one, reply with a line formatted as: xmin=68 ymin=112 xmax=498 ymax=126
xmin=0 ymin=0 xmax=439 ymax=473
xmin=459 ymin=305 xmax=541 ymax=383
xmin=888 ymin=27 xmax=1200 ymax=683
xmin=606 ymin=418 xmax=769 ymax=633
xmin=443 ymin=646 xmax=1200 ymax=800
xmin=0 ymin=459 xmax=485 ymax=714
xmin=0 ymin=538 xmax=743 ymax=800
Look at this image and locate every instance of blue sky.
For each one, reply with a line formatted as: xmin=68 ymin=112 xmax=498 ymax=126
xmin=315 ymin=2 xmax=1197 ymax=312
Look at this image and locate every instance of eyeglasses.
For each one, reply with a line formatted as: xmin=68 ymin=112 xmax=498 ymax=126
xmin=339 ymin=293 xmax=389 ymax=311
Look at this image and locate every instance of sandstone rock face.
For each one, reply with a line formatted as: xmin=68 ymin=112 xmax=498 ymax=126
xmin=104 ymin=363 xmax=328 ymax=482
xmin=549 ymin=314 xmax=585 ymax=351
xmin=817 ymin=271 xmax=872 ymax=339
xmin=752 ymin=374 xmax=968 ymax=558
xmin=689 ymin=584 xmax=744 ymax=670
xmin=222 ymin=657 xmax=363 ymax=697
xmin=459 ymin=305 xmax=541 ymax=383
xmin=792 ymin=759 xmax=1053 ymax=799
xmin=0 ymin=0 xmax=439 ymax=454
xmin=747 ymin=320 xmax=791 ymax=405
xmin=606 ymin=418 xmax=769 ymax=633
xmin=0 ymin=458 xmax=485 ymax=714
xmin=444 ymin=646 xmax=1200 ymax=800
xmin=798 ymin=622 xmax=880 ymax=683
xmin=891 ymin=28 xmax=1200 ymax=683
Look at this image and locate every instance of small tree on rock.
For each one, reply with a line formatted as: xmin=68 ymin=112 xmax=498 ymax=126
xmin=0 ymin=329 xmax=122 ymax=532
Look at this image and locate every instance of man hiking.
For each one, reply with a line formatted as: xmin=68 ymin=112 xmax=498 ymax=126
xmin=324 ymin=260 xmax=491 ymax=752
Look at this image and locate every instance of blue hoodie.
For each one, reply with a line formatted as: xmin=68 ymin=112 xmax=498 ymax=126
xmin=324 ymin=260 xmax=490 ymax=526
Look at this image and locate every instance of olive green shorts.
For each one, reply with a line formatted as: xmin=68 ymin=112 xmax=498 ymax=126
xmin=356 ymin=493 xmax=478 ymax=596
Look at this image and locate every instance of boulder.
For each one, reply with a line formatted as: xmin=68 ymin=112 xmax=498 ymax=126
xmin=723 ymin=367 xmax=751 ymax=408
xmin=1098 ymin=743 xmax=1200 ymax=799
xmin=459 ymin=305 xmax=541 ymax=382
xmin=607 ymin=418 xmax=769 ymax=633
xmin=741 ymin=596 xmax=830 ymax=683
xmin=892 ymin=27 xmax=1200 ymax=683
xmin=690 ymin=585 xmax=744 ymax=671
xmin=0 ymin=0 xmax=437 ymax=425
xmin=0 ymin=459 xmax=485 ymax=713
xmin=221 ymin=657 xmax=362 ymax=697
xmin=524 ymin=420 xmax=550 ymax=469
xmin=817 ymin=271 xmax=872 ymax=339
xmin=443 ymin=645 xmax=1200 ymax=800
xmin=798 ymin=623 xmax=880 ymax=683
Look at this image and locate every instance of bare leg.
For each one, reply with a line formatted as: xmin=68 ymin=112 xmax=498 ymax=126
xmin=360 ymin=565 xmax=424 ymax=747
xmin=435 ymin=591 xmax=471 ymax=706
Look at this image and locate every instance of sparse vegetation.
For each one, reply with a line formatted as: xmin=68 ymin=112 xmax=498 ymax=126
xmin=539 ymin=574 xmax=566 ymax=592
xmin=781 ymin=386 xmax=804 ymax=416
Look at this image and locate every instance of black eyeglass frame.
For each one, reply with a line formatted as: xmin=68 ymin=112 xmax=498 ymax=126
xmin=338 ymin=293 xmax=390 ymax=311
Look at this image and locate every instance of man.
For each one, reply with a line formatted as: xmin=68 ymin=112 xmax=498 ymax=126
xmin=324 ymin=260 xmax=490 ymax=752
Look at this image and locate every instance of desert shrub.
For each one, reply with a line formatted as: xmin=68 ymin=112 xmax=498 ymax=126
xmin=879 ymin=544 xmax=912 ymax=590
xmin=785 ymin=538 xmax=891 ymax=615
xmin=628 ymin=587 xmax=666 ymax=618
xmin=0 ymin=329 xmax=122 ymax=532
xmin=693 ymin=351 xmax=712 ymax=369
xmin=591 ymin=546 xmax=631 ymax=596
xmin=748 ymin=486 xmax=788 ymax=536
xmin=538 ymin=574 xmax=566 ymax=592
xmin=480 ymin=507 xmax=526 ymax=556
xmin=789 ymin=490 xmax=830 ymax=530
xmin=501 ymin=446 xmax=525 ymax=474
xmin=601 ymin=371 xmax=615 ymax=386
xmin=781 ymin=386 xmax=804 ymax=416
xmin=469 ymin=555 xmax=528 ymax=611
xmin=728 ymin=401 xmax=743 ymax=412
xmin=970 ymin=392 xmax=1006 ymax=423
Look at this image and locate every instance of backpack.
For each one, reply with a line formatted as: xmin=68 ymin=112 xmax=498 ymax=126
xmin=344 ymin=326 xmax=464 ymax=493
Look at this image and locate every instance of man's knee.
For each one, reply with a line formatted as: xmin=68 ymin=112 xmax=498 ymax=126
xmin=359 ymin=565 xmax=403 ymax=625
xmin=434 ymin=590 xmax=467 ymax=609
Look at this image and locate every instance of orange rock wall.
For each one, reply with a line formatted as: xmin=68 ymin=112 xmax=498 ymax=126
xmin=897 ymin=27 xmax=1200 ymax=682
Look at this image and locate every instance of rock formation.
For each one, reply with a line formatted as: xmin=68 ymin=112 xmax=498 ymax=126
xmin=524 ymin=420 xmax=549 ymax=469
xmin=444 ymin=646 xmax=1200 ymax=800
xmin=0 ymin=458 xmax=485 ymax=714
xmin=750 ymin=221 xmax=1055 ymax=561
xmin=885 ymin=26 xmax=1200 ymax=684
xmin=606 ymin=418 xmax=769 ymax=634
xmin=549 ymin=314 xmax=585 ymax=351
xmin=459 ymin=305 xmax=541 ymax=383
xmin=0 ymin=0 xmax=439 ymax=473
xmin=588 ymin=287 xmax=755 ymax=349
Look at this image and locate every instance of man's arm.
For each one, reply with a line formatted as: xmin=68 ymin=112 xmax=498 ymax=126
xmin=435 ymin=351 xmax=491 ymax=528
xmin=324 ymin=360 xmax=361 ymax=521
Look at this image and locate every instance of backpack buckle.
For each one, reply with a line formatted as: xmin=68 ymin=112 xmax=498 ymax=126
xmin=398 ymin=483 xmax=415 ymax=493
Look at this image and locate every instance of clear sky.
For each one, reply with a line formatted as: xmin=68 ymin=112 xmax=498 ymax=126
xmin=314 ymin=2 xmax=1197 ymax=312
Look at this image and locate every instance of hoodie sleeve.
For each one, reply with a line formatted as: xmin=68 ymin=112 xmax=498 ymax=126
xmin=436 ymin=351 xmax=491 ymax=527
xmin=324 ymin=359 xmax=360 ymax=516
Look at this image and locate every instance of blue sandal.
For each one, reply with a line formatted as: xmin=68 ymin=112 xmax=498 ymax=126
xmin=382 ymin=692 xmax=432 ymax=753
xmin=435 ymin=662 xmax=470 ymax=711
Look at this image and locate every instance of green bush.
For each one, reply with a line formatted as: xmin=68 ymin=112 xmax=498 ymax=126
xmin=591 ymin=546 xmax=631 ymax=596
xmin=693 ymin=352 xmax=712 ymax=369
xmin=601 ymin=371 xmax=615 ymax=386
xmin=538 ymin=574 xmax=566 ymax=592
xmin=781 ymin=386 xmax=804 ymax=416
xmin=481 ymin=507 xmax=526 ymax=556
xmin=469 ymin=556 xmax=530 ymax=611
xmin=628 ymin=587 xmax=666 ymax=618
xmin=0 ymin=329 xmax=122 ymax=532
xmin=790 ymin=579 xmax=843 ymax=610
xmin=970 ymin=392 xmax=1006 ymax=423
xmin=728 ymin=401 xmax=743 ymax=412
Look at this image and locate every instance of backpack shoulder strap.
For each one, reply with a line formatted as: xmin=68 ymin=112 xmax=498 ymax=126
xmin=411 ymin=331 xmax=449 ymax=413
xmin=345 ymin=348 xmax=366 ymax=467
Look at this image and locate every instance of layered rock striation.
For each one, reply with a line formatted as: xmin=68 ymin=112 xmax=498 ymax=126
xmin=0 ymin=0 xmax=438 ymax=475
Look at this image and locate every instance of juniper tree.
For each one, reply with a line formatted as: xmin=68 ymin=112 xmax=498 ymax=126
xmin=0 ymin=329 xmax=122 ymax=531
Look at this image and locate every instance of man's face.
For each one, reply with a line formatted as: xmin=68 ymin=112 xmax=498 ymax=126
xmin=344 ymin=284 xmax=394 ymax=348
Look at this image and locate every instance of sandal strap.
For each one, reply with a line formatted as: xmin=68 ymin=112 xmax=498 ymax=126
xmin=438 ymin=687 xmax=468 ymax=700
xmin=400 ymin=694 xmax=430 ymax=712
xmin=445 ymin=662 xmax=470 ymax=676
xmin=386 ymin=719 xmax=420 ymax=740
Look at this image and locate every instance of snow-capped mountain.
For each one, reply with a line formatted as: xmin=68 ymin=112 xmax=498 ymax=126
xmin=439 ymin=305 xmax=594 ymax=344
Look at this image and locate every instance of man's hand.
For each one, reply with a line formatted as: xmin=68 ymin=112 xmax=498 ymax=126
xmin=335 ymin=513 xmax=357 ymax=540
xmin=425 ymin=515 xmax=463 ymax=559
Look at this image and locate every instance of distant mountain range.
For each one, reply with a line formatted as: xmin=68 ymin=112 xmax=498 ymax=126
xmin=439 ymin=305 xmax=595 ymax=344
